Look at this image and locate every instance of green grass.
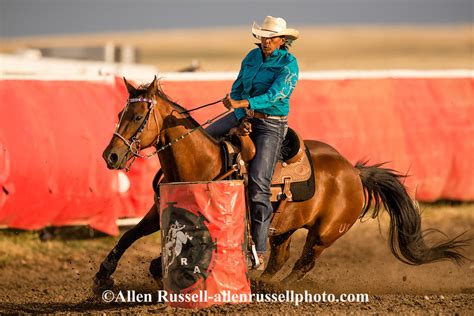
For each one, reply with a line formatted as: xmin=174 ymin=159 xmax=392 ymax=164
xmin=0 ymin=226 xmax=163 ymax=263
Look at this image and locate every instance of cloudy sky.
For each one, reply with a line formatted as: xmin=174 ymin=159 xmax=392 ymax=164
xmin=0 ymin=0 xmax=472 ymax=37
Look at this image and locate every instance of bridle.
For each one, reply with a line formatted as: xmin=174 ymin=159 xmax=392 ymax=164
xmin=113 ymin=97 xmax=158 ymax=164
xmin=113 ymin=95 xmax=228 ymax=171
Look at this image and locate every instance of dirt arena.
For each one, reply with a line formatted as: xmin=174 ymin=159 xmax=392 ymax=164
xmin=0 ymin=203 xmax=472 ymax=314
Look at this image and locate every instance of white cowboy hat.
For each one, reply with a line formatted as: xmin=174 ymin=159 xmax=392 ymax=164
xmin=252 ymin=16 xmax=299 ymax=40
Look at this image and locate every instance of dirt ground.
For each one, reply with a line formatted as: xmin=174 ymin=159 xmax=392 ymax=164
xmin=0 ymin=203 xmax=472 ymax=314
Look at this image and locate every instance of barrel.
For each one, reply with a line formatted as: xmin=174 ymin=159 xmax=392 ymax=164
xmin=159 ymin=180 xmax=250 ymax=308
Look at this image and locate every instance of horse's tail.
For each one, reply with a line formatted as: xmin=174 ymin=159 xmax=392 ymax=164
xmin=355 ymin=161 xmax=469 ymax=265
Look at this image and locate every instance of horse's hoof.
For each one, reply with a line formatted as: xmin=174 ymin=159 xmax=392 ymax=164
xmin=149 ymin=258 xmax=162 ymax=276
xmin=153 ymin=278 xmax=164 ymax=290
xmin=148 ymin=258 xmax=164 ymax=289
xmin=92 ymin=275 xmax=114 ymax=295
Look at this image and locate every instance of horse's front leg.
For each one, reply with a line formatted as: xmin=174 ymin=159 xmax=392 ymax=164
xmin=92 ymin=203 xmax=161 ymax=294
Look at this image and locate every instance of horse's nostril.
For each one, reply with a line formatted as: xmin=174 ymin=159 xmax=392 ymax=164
xmin=109 ymin=153 xmax=119 ymax=164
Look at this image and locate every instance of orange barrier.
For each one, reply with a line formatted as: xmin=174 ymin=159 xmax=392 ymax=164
xmin=0 ymin=74 xmax=472 ymax=235
xmin=0 ymin=78 xmax=158 ymax=235
xmin=160 ymin=181 xmax=250 ymax=308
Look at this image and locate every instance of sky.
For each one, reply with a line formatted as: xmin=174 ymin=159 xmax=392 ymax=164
xmin=0 ymin=0 xmax=472 ymax=38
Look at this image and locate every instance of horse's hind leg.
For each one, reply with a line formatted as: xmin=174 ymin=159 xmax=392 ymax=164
xmin=281 ymin=213 xmax=359 ymax=285
xmin=260 ymin=230 xmax=295 ymax=280
xmin=93 ymin=203 xmax=161 ymax=294
xmin=281 ymin=226 xmax=325 ymax=285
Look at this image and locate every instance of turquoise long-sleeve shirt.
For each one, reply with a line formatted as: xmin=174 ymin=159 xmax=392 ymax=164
xmin=230 ymin=46 xmax=299 ymax=120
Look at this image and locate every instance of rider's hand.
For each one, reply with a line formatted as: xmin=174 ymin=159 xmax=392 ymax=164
xmin=239 ymin=120 xmax=252 ymax=135
xmin=229 ymin=119 xmax=252 ymax=136
xmin=223 ymin=94 xmax=249 ymax=109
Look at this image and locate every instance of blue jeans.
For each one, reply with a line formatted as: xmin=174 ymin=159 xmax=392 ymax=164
xmin=248 ymin=117 xmax=287 ymax=253
xmin=205 ymin=112 xmax=240 ymax=140
xmin=205 ymin=113 xmax=288 ymax=253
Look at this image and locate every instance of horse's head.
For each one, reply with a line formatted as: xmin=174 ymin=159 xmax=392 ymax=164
xmin=103 ymin=76 xmax=163 ymax=170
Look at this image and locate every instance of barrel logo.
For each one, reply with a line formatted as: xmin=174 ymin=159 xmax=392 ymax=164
xmin=161 ymin=202 xmax=216 ymax=292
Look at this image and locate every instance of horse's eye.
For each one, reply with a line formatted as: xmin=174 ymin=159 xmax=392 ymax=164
xmin=135 ymin=115 xmax=143 ymax=122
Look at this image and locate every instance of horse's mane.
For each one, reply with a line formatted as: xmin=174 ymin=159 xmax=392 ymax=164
xmin=134 ymin=80 xmax=201 ymax=127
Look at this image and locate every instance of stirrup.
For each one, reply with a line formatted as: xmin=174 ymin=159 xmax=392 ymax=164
xmin=247 ymin=244 xmax=261 ymax=269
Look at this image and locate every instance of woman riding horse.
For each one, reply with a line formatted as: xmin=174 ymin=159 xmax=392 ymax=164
xmin=206 ymin=16 xmax=300 ymax=269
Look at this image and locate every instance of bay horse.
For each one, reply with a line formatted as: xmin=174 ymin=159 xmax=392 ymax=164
xmin=93 ymin=76 xmax=468 ymax=293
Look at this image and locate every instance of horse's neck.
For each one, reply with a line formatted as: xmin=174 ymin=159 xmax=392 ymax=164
xmin=158 ymin=109 xmax=223 ymax=182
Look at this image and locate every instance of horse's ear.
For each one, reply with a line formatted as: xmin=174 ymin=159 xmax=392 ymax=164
xmin=123 ymin=77 xmax=135 ymax=94
xmin=148 ymin=75 xmax=158 ymax=95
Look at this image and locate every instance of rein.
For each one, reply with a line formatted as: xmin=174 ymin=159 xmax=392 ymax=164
xmin=114 ymin=96 xmax=227 ymax=171
xmin=152 ymin=106 xmax=229 ymax=155
xmin=178 ymin=98 xmax=225 ymax=114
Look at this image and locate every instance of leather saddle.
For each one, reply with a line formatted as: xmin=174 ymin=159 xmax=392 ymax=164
xmin=222 ymin=124 xmax=314 ymax=203
xmin=222 ymin=123 xmax=315 ymax=237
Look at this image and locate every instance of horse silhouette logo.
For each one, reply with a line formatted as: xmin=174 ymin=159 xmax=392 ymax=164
xmin=160 ymin=202 xmax=216 ymax=292
xmin=163 ymin=221 xmax=193 ymax=277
